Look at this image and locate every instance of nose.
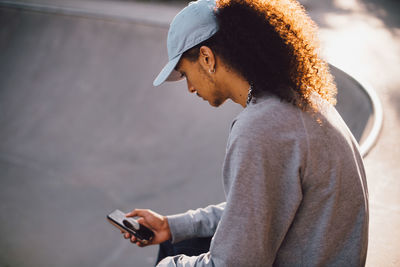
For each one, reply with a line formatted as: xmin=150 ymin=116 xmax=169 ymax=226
xmin=187 ymin=80 xmax=196 ymax=93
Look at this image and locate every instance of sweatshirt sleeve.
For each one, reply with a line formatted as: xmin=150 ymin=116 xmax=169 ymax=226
xmin=166 ymin=202 xmax=226 ymax=244
xmin=158 ymin=111 xmax=305 ymax=266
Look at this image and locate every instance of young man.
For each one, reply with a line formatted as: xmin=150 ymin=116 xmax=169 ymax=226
xmin=122 ymin=0 xmax=369 ymax=266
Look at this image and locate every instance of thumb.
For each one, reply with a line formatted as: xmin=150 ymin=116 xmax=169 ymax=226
xmin=137 ymin=217 xmax=153 ymax=230
xmin=125 ymin=209 xmax=148 ymax=218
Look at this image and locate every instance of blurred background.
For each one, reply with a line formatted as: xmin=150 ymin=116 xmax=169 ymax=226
xmin=0 ymin=0 xmax=399 ymax=266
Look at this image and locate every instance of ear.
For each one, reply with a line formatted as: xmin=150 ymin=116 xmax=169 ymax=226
xmin=198 ymin=46 xmax=216 ymax=72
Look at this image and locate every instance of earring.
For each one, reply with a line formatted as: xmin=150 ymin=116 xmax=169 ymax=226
xmin=209 ymin=68 xmax=215 ymax=74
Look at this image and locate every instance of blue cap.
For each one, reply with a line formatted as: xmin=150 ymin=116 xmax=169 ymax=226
xmin=153 ymin=0 xmax=219 ymax=86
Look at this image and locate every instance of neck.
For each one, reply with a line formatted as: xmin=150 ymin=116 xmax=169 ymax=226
xmin=219 ymin=68 xmax=250 ymax=108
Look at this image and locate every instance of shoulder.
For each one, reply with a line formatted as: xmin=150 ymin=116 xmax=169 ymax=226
xmin=224 ymin=95 xmax=313 ymax=165
xmin=230 ymin=95 xmax=305 ymax=141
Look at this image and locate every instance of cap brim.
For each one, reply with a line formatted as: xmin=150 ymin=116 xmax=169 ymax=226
xmin=153 ymin=55 xmax=183 ymax=86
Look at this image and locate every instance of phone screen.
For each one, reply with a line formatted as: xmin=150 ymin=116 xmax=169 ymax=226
xmin=107 ymin=209 xmax=154 ymax=241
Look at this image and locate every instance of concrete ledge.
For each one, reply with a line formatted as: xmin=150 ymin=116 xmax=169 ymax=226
xmin=331 ymin=64 xmax=383 ymax=158
xmin=350 ymin=73 xmax=383 ymax=157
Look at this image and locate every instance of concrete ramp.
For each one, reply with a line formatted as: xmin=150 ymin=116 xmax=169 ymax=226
xmin=0 ymin=2 xmax=380 ymax=267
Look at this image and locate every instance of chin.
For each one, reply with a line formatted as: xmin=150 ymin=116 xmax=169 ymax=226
xmin=210 ymin=99 xmax=225 ymax=107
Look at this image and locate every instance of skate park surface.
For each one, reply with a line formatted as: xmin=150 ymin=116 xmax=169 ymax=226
xmin=0 ymin=0 xmax=399 ymax=266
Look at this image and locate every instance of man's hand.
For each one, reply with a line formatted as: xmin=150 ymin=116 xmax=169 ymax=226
xmin=121 ymin=209 xmax=171 ymax=247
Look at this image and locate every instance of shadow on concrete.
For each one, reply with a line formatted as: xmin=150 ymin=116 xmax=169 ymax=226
xmin=361 ymin=0 xmax=400 ymax=29
xmin=299 ymin=0 xmax=400 ymax=31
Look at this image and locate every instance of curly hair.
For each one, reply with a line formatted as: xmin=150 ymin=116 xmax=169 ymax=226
xmin=183 ymin=0 xmax=337 ymax=110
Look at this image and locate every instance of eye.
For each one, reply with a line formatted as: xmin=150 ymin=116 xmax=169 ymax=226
xmin=178 ymin=71 xmax=186 ymax=78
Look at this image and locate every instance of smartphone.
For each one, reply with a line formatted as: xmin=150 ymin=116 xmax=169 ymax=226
xmin=107 ymin=209 xmax=154 ymax=242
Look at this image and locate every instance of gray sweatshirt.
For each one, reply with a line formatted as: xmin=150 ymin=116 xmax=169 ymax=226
xmin=160 ymin=93 xmax=369 ymax=267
